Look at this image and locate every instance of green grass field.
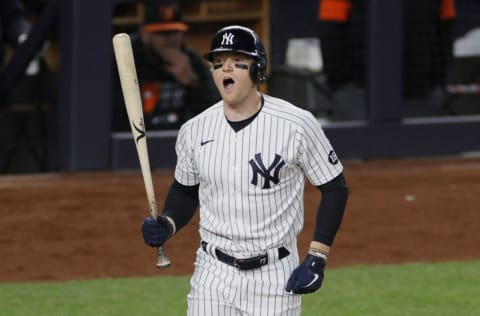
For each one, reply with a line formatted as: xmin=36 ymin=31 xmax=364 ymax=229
xmin=1 ymin=261 xmax=479 ymax=316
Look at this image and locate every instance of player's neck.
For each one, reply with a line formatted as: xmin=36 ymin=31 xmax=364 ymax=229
xmin=224 ymin=91 xmax=261 ymax=122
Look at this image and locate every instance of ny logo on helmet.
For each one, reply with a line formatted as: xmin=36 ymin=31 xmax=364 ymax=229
xmin=249 ymin=153 xmax=285 ymax=189
xmin=221 ymin=32 xmax=235 ymax=46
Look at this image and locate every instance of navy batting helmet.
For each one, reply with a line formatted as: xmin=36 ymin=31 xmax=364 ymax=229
xmin=204 ymin=25 xmax=267 ymax=84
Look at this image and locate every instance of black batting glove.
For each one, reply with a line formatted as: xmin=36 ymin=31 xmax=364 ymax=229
xmin=286 ymin=254 xmax=326 ymax=294
xmin=141 ymin=216 xmax=174 ymax=247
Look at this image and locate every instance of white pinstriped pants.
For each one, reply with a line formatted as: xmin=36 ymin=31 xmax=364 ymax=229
xmin=187 ymin=244 xmax=301 ymax=316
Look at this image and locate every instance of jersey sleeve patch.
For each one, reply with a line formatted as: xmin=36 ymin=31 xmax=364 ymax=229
xmin=328 ymin=150 xmax=339 ymax=165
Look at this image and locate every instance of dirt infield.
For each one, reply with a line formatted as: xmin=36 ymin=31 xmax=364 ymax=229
xmin=1 ymin=156 xmax=479 ymax=283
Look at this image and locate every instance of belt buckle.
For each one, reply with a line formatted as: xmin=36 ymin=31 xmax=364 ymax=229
xmin=233 ymin=258 xmax=240 ymax=269
xmin=235 ymin=258 xmax=248 ymax=270
xmin=235 ymin=255 xmax=268 ymax=270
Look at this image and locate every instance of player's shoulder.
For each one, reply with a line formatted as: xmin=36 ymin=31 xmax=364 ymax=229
xmin=262 ymin=94 xmax=319 ymax=126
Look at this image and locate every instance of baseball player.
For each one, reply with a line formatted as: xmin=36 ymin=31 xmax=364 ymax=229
xmin=142 ymin=25 xmax=349 ymax=315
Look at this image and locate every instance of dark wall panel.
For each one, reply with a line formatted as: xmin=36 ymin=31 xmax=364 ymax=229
xmin=57 ymin=0 xmax=113 ymax=170
xmin=269 ymin=0 xmax=318 ymax=68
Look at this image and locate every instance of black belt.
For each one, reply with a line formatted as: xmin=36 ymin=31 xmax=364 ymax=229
xmin=201 ymin=241 xmax=289 ymax=270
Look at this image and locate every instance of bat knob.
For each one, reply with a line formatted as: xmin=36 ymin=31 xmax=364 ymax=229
xmin=156 ymin=246 xmax=171 ymax=268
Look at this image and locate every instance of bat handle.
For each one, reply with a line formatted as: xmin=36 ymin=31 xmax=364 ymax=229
xmin=150 ymin=209 xmax=171 ymax=268
xmin=156 ymin=245 xmax=171 ymax=268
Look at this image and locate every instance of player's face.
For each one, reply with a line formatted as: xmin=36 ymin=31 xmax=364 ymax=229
xmin=211 ymin=52 xmax=256 ymax=106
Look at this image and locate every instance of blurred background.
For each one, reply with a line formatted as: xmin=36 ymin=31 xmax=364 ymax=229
xmin=1 ymin=0 xmax=479 ymax=174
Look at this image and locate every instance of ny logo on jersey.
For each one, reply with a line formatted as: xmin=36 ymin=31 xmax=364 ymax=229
xmin=221 ymin=32 xmax=235 ymax=46
xmin=249 ymin=153 xmax=285 ymax=189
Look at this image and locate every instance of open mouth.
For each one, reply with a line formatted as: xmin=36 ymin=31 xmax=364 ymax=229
xmin=223 ymin=77 xmax=234 ymax=90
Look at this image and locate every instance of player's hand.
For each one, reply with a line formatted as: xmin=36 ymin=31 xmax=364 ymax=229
xmin=141 ymin=216 xmax=174 ymax=247
xmin=286 ymin=254 xmax=326 ymax=294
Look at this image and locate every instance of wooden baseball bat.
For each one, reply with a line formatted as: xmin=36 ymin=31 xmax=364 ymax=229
xmin=112 ymin=33 xmax=171 ymax=268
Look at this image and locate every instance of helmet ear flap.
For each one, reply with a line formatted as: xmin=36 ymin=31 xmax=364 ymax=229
xmin=250 ymin=56 xmax=267 ymax=84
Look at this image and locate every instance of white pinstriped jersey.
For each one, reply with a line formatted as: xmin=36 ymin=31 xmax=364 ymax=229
xmin=174 ymin=94 xmax=343 ymax=255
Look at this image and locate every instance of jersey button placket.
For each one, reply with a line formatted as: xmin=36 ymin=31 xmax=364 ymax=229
xmin=227 ymin=133 xmax=238 ymax=242
xmin=233 ymin=134 xmax=244 ymax=245
xmin=230 ymin=135 xmax=238 ymax=191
